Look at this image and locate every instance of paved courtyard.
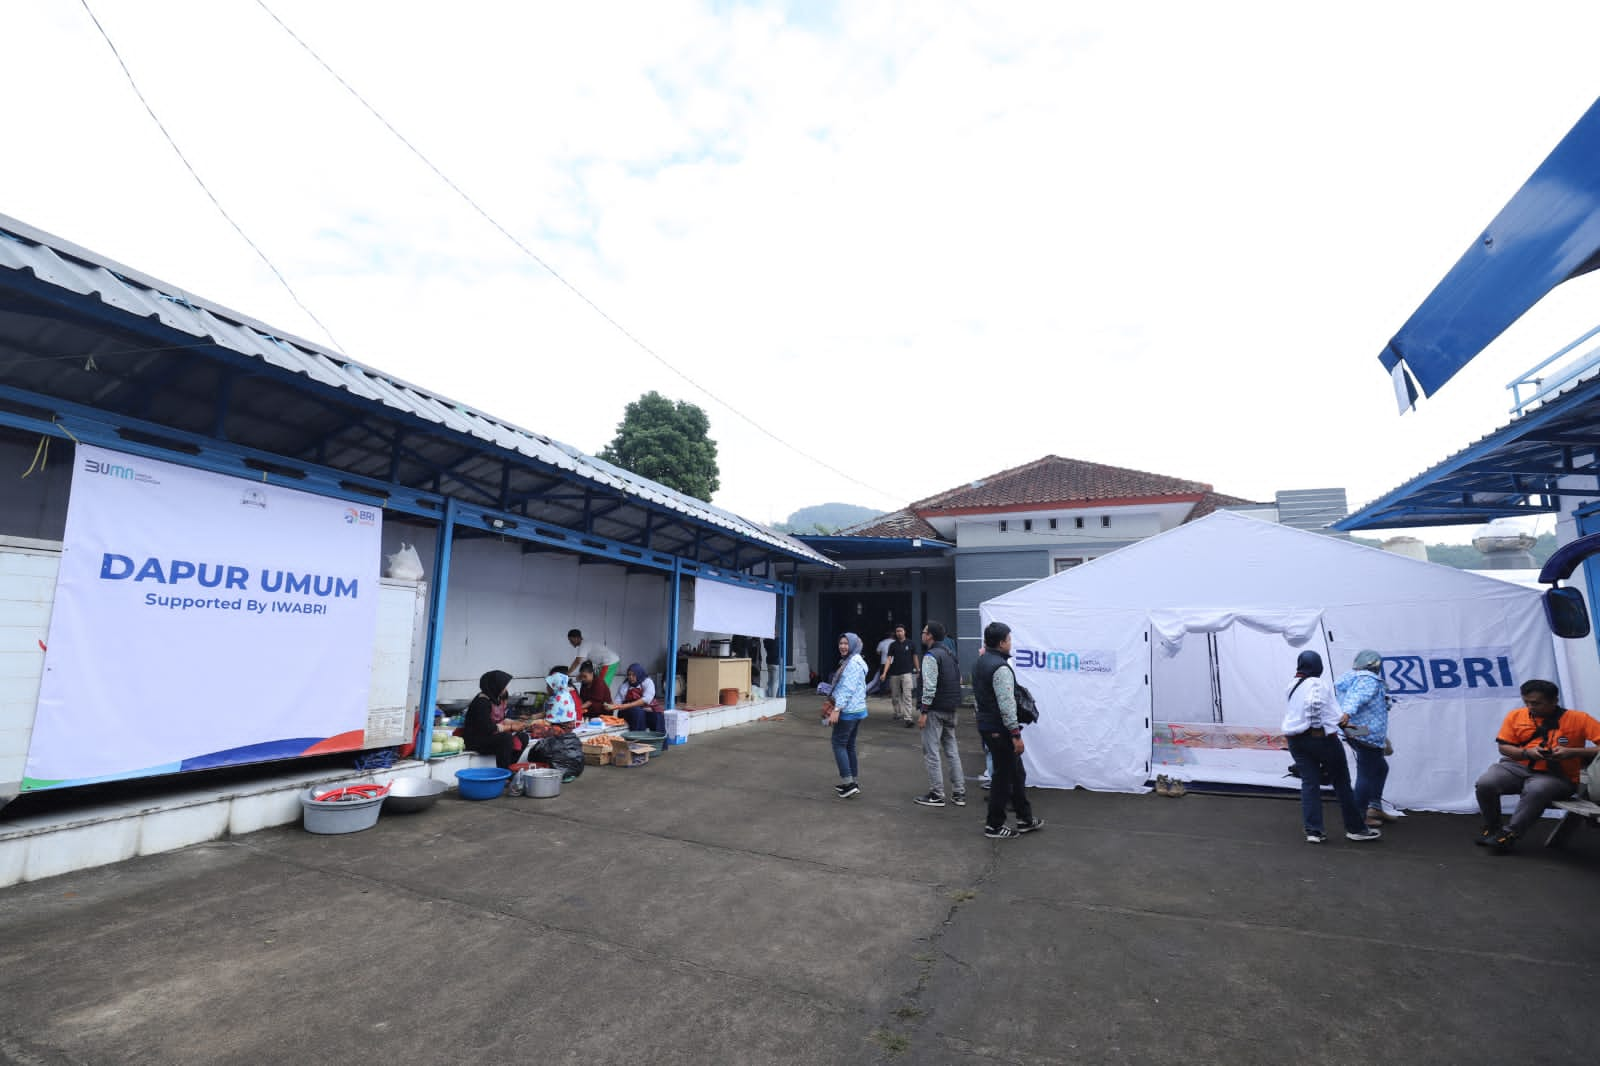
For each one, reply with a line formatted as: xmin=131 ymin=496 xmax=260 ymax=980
xmin=3 ymin=692 xmax=1599 ymax=1065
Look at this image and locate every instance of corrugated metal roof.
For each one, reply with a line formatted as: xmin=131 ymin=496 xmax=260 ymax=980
xmin=0 ymin=213 xmax=830 ymax=567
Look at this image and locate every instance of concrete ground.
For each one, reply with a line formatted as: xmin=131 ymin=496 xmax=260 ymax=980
xmin=3 ymin=692 xmax=1600 ymax=1065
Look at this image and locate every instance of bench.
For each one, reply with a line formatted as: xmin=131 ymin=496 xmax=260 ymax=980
xmin=1543 ymin=798 xmax=1600 ymax=848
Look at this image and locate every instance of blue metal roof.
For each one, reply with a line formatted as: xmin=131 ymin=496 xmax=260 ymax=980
xmin=0 ymin=212 xmax=832 ymax=570
xmin=1337 ymin=366 xmax=1600 ymax=530
xmin=795 ymin=534 xmax=953 ymax=561
xmin=1380 ymin=97 xmax=1600 ymax=407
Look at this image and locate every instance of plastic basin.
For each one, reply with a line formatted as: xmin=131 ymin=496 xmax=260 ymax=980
xmin=455 ymin=767 xmax=510 ymax=800
xmin=623 ymin=730 xmax=667 ymax=754
xmin=301 ymin=787 xmax=386 ymax=834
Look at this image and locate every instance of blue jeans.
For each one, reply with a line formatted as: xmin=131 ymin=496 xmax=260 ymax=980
xmin=1286 ymin=731 xmax=1366 ymax=835
xmin=1350 ymin=741 xmax=1389 ymax=813
xmin=831 ymin=717 xmax=862 ymax=782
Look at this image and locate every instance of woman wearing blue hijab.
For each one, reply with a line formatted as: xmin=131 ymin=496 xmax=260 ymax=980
xmin=822 ymin=632 xmax=869 ymax=798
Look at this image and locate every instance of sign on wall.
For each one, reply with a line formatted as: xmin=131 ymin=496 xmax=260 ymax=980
xmin=23 ymin=445 xmax=382 ymax=789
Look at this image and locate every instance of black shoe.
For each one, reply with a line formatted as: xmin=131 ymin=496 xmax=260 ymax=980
xmin=903 ymin=719 xmax=915 ymax=728
xmin=1473 ymin=826 xmax=1498 ymax=847
xmin=1489 ymin=827 xmax=1517 ymax=852
xmin=983 ymin=824 xmax=1016 ymax=839
xmin=1016 ymin=817 xmax=1044 ymax=834
xmin=951 ymin=793 xmax=966 ymax=807
xmin=914 ymin=791 xmax=945 ymax=807
xmin=838 ymin=782 xmax=860 ymax=799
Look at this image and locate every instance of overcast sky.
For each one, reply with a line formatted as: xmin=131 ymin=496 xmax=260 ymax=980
xmin=4 ymin=1 xmax=1599 ymax=541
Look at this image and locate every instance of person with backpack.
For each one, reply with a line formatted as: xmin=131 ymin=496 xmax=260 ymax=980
xmin=972 ymin=621 xmax=1042 ymax=838
xmin=1473 ymin=678 xmax=1600 ymax=852
xmin=914 ymin=621 xmax=965 ymax=808
xmin=1336 ymin=649 xmax=1396 ymax=828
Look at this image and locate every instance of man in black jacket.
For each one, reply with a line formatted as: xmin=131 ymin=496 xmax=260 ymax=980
xmin=973 ymin=621 xmax=1042 ymax=839
xmin=914 ymin=621 xmax=966 ymax=807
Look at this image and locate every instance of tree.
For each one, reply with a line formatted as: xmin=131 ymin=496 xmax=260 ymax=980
xmin=599 ymin=391 xmax=720 ymax=502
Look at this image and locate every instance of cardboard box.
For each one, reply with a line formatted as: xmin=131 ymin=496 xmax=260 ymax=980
xmin=613 ymin=741 xmax=652 ymax=768
xmin=582 ymin=743 xmax=613 ymax=766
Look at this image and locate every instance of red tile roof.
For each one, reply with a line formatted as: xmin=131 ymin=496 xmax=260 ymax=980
xmin=911 ymin=455 xmax=1243 ymax=514
xmin=1183 ymin=490 xmax=1262 ymax=523
xmin=838 ymin=508 xmax=943 ymax=539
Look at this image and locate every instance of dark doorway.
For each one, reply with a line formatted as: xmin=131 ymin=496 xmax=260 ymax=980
xmin=818 ymin=590 xmax=913 ymax=679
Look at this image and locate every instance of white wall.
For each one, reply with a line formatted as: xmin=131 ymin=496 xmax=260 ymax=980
xmin=432 ymin=539 xmax=671 ymax=700
xmin=954 ymin=507 xmax=1172 ymax=549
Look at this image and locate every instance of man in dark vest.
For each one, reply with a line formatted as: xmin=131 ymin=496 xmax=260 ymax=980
xmin=973 ymin=621 xmax=1042 ymax=838
xmin=914 ymin=621 xmax=966 ymax=807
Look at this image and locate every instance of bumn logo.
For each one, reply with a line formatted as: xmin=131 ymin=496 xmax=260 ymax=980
xmin=1014 ymin=647 xmax=1116 ymax=674
xmin=84 ymin=457 xmax=158 ymax=485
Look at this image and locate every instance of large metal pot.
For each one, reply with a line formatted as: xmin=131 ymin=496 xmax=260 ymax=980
xmin=525 ymin=768 xmax=562 ymax=798
xmin=383 ymin=776 xmax=447 ymax=814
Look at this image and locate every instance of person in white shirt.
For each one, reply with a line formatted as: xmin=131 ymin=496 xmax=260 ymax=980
xmin=1283 ymin=649 xmax=1381 ymax=844
xmin=567 ymin=629 xmax=619 ymax=687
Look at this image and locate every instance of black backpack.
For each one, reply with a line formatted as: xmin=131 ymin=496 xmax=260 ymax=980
xmin=1013 ymin=671 xmax=1040 ymax=725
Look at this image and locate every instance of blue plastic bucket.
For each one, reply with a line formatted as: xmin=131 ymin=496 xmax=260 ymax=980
xmin=455 ymin=767 xmax=510 ymax=800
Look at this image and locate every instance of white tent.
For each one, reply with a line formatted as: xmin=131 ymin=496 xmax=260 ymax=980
xmin=980 ymin=511 xmax=1563 ymax=813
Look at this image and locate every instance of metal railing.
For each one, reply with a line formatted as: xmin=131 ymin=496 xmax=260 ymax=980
xmin=1508 ymin=323 xmax=1600 ymax=414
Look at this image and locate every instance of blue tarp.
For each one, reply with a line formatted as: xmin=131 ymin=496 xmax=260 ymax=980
xmin=1380 ymin=97 xmax=1600 ymax=407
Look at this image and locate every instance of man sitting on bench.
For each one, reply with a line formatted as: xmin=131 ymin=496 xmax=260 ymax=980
xmin=1474 ymin=679 xmax=1600 ymax=852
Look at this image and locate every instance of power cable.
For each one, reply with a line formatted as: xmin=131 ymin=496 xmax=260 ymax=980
xmin=76 ymin=0 xmax=346 ymax=354
xmin=251 ymin=0 xmax=899 ymax=506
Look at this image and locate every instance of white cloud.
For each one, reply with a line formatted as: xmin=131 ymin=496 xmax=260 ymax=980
xmin=3 ymin=0 xmax=1599 ymax=532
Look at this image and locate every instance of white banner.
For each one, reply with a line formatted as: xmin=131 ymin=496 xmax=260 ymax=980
xmin=24 ymin=445 xmax=382 ymax=788
xmin=692 ymin=578 xmax=775 ymax=638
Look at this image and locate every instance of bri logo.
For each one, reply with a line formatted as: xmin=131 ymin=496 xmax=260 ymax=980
xmin=1381 ymin=648 xmax=1515 ymax=700
xmin=343 ymin=507 xmax=377 ymax=527
xmin=84 ymin=457 xmax=158 ymax=485
xmin=1014 ymin=647 xmax=1116 ymax=674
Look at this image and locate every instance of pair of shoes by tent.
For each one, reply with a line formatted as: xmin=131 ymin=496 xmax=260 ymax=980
xmin=1154 ymin=775 xmax=1186 ymax=797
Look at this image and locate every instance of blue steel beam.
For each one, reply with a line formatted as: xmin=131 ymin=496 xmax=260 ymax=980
xmin=415 ymin=498 xmax=458 ymax=763
xmin=665 ymin=557 xmax=681 ymax=710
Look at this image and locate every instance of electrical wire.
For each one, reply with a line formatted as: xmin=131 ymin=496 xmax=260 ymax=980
xmin=251 ymin=0 xmax=899 ymax=506
xmin=76 ymin=0 xmax=346 ymax=354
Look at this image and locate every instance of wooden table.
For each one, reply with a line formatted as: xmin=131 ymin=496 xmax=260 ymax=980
xmin=685 ymin=656 xmax=751 ymax=707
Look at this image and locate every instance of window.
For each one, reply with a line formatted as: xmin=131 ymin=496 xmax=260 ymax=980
xmin=999 ymin=520 xmax=1008 ymax=532
xmin=1023 ymin=519 xmax=1033 ymax=531
xmin=1053 ymin=557 xmax=1085 ymax=573
xmin=1074 ymin=516 xmax=1084 ymax=529
xmin=1049 ymin=518 xmax=1058 ymax=529
xmin=1101 ymin=516 xmax=1111 ymax=528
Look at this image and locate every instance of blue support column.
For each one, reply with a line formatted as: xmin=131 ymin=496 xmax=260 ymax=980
xmin=779 ymin=587 xmax=790 ymax=698
xmin=665 ymin=557 xmax=682 ymax=709
xmin=415 ymin=499 xmax=458 ymax=762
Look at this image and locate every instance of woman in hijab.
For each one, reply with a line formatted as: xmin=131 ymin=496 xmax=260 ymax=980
xmin=1337 ymin=649 xmax=1396 ymax=828
xmin=1283 ymin=650 xmax=1380 ymax=844
xmin=462 ymin=668 xmax=523 ymax=769
xmin=522 ymin=668 xmax=585 ymax=780
xmin=821 ymin=632 xmax=869 ymax=798
xmin=607 ymin=662 xmax=661 ymax=733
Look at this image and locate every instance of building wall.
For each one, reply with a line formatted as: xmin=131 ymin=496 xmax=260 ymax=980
xmin=954 ymin=509 xmax=1165 ymax=549
xmin=956 ymin=547 xmax=1050 ymax=673
xmin=0 ymin=434 xmax=70 ymax=542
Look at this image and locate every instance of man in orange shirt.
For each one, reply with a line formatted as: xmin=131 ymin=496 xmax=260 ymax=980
xmin=1474 ymin=679 xmax=1600 ymax=852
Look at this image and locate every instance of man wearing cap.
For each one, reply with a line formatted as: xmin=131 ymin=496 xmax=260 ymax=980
xmin=1473 ymin=679 xmax=1600 ymax=852
xmin=1336 ymin=649 xmax=1395 ymax=829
